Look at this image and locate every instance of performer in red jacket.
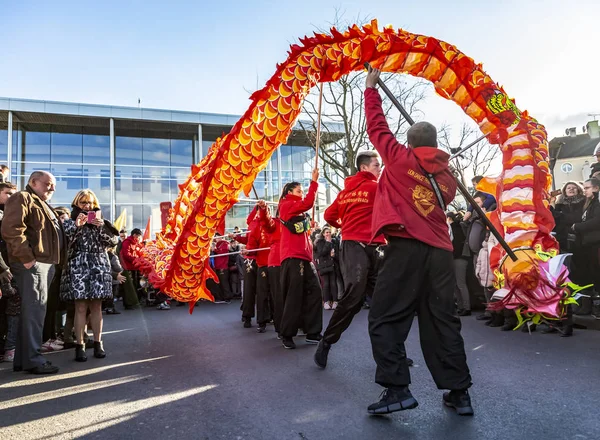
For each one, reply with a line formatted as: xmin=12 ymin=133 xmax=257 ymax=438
xmin=213 ymin=234 xmax=232 ymax=302
xmin=262 ymin=204 xmax=282 ymax=336
xmin=364 ymin=68 xmax=473 ymax=416
xmin=252 ymin=201 xmax=272 ymax=333
xmin=233 ymin=206 xmax=260 ymax=328
xmin=278 ymin=169 xmax=323 ymax=349
xmin=314 ymin=151 xmax=395 ymax=368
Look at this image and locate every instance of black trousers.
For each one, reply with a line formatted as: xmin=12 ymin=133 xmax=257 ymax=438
xmin=256 ymin=266 xmax=271 ymax=326
xmin=216 ymin=269 xmax=232 ymax=300
xmin=321 ymin=271 xmax=337 ymax=303
xmin=43 ymin=265 xmax=62 ymax=342
xmin=241 ymin=259 xmax=258 ymax=320
xmin=268 ymin=266 xmax=282 ymax=333
xmin=207 ymin=278 xmax=224 ymax=302
xmin=230 ymin=271 xmax=241 ymax=297
xmin=280 ymin=258 xmax=323 ymax=338
xmin=323 ymin=241 xmax=379 ymax=344
xmin=369 ymin=237 xmax=472 ymax=390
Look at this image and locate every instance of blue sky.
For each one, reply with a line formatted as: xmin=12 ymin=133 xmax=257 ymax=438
xmin=1 ymin=0 xmax=598 ymax=142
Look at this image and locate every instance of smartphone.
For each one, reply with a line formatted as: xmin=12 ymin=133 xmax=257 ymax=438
xmin=87 ymin=211 xmax=98 ymax=223
xmin=550 ymin=189 xmax=562 ymax=197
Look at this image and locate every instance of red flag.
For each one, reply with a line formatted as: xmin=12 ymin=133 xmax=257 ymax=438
xmin=142 ymin=216 xmax=152 ymax=242
xmin=216 ymin=216 xmax=226 ymax=236
xmin=160 ymin=202 xmax=172 ymax=229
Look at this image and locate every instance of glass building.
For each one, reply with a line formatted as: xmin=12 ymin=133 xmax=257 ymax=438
xmin=0 ymin=97 xmax=343 ymax=234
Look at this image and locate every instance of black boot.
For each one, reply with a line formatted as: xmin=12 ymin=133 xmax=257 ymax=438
xmin=243 ymin=318 xmax=252 ymax=328
xmin=94 ymin=341 xmax=106 ymax=358
xmin=75 ymin=344 xmax=87 ymax=362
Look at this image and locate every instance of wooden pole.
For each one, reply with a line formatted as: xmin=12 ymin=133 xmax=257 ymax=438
xmin=311 ymin=84 xmax=324 ymax=223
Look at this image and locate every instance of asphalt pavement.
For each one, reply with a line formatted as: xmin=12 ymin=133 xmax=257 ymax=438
xmin=1 ymin=300 xmax=599 ymax=440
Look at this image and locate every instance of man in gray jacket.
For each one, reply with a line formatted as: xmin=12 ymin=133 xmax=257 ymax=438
xmin=2 ymin=171 xmax=65 ymax=374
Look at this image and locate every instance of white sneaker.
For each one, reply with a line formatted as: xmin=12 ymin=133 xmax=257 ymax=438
xmin=157 ymin=302 xmax=171 ymax=310
xmin=332 ymin=302 xmax=338 ymax=310
xmin=41 ymin=339 xmax=63 ymax=352
xmin=324 ymin=302 xmax=331 ymax=310
xmin=3 ymin=349 xmax=15 ymax=362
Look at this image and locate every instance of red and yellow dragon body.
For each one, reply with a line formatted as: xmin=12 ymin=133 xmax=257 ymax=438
xmin=138 ymin=20 xmax=571 ymax=321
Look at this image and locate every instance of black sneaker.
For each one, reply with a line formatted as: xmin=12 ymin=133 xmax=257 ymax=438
xmin=257 ymin=325 xmax=266 ymax=333
xmin=476 ymin=313 xmax=492 ymax=321
xmin=443 ymin=390 xmax=474 ymax=416
xmin=367 ymin=387 xmax=418 ymax=415
xmin=26 ymin=361 xmax=59 ymax=375
xmin=277 ymin=333 xmax=282 ymax=340
xmin=243 ymin=319 xmax=252 ymax=328
xmin=305 ymin=334 xmax=322 ymax=344
xmin=282 ymin=337 xmax=296 ymax=349
xmin=458 ymin=310 xmax=472 ymax=317
xmin=407 ymin=358 xmax=414 ymax=367
xmin=314 ymin=339 xmax=331 ymax=368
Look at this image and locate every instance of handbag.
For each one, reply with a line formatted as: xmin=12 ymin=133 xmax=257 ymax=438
xmin=315 ymin=258 xmax=334 ymax=274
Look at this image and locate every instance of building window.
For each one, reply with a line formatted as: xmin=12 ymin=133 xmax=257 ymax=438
xmin=51 ymin=132 xmax=83 ymax=164
xmin=116 ymin=136 xmax=142 ymax=165
xmin=83 ymin=134 xmax=110 ymax=164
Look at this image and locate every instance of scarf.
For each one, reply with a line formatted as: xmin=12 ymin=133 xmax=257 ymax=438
xmin=557 ymin=194 xmax=585 ymax=206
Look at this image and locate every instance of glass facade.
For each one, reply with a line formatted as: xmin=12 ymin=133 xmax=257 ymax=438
xmin=0 ymin=118 xmax=332 ymax=235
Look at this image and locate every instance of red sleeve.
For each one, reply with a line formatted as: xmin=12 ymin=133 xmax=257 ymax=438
xmin=121 ymin=240 xmax=134 ymax=265
xmin=248 ymin=227 xmax=260 ymax=250
xmin=365 ymin=88 xmax=408 ymax=165
xmin=236 ymin=234 xmax=249 ymax=245
xmin=324 ymin=196 xmax=342 ymax=229
xmin=261 ymin=206 xmax=276 ymax=233
xmin=285 ymin=181 xmax=318 ymax=219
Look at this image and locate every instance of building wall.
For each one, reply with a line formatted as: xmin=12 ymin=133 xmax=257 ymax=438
xmin=0 ymin=126 xmax=332 ymax=235
xmin=554 ymin=157 xmax=593 ymax=189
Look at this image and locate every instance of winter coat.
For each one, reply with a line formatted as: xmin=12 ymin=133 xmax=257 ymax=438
xmin=573 ymin=195 xmax=600 ymax=247
xmin=60 ymin=215 xmax=119 ymax=301
xmin=551 ymin=198 xmax=585 ymax=252
xmin=213 ymin=240 xmax=230 ymax=270
xmin=476 ymin=233 xmax=498 ymax=288
xmin=120 ymin=236 xmax=141 ymax=271
xmin=460 ymin=208 xmax=490 ymax=258
xmin=450 ymin=222 xmax=468 ymax=260
xmin=365 ymin=88 xmax=457 ymax=251
xmin=2 ymin=185 xmax=66 ymax=265
xmin=109 ymin=251 xmax=123 ymax=286
xmin=314 ymin=238 xmax=335 ymax=274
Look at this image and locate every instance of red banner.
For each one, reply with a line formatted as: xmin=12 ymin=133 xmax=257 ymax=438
xmin=160 ymin=202 xmax=172 ymax=229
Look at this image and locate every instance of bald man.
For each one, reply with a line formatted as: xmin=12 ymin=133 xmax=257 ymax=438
xmin=364 ymin=68 xmax=473 ymax=416
xmin=2 ymin=171 xmax=65 ymax=374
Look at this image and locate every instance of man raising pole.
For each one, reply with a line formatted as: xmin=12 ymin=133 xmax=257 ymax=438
xmin=364 ymin=67 xmax=473 ymax=416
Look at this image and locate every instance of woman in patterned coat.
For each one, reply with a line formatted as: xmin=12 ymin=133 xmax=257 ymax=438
xmin=60 ymin=190 xmax=118 ymax=362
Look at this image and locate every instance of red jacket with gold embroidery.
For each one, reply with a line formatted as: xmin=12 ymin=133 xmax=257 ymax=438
xmin=324 ymin=171 xmax=385 ymax=245
xmin=365 ymin=88 xmax=456 ymax=252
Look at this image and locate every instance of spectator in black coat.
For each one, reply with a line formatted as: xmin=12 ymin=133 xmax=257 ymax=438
xmin=447 ymin=211 xmax=470 ymax=316
xmin=550 ymin=181 xmax=585 ymax=253
xmin=572 ymin=178 xmax=600 ymax=317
